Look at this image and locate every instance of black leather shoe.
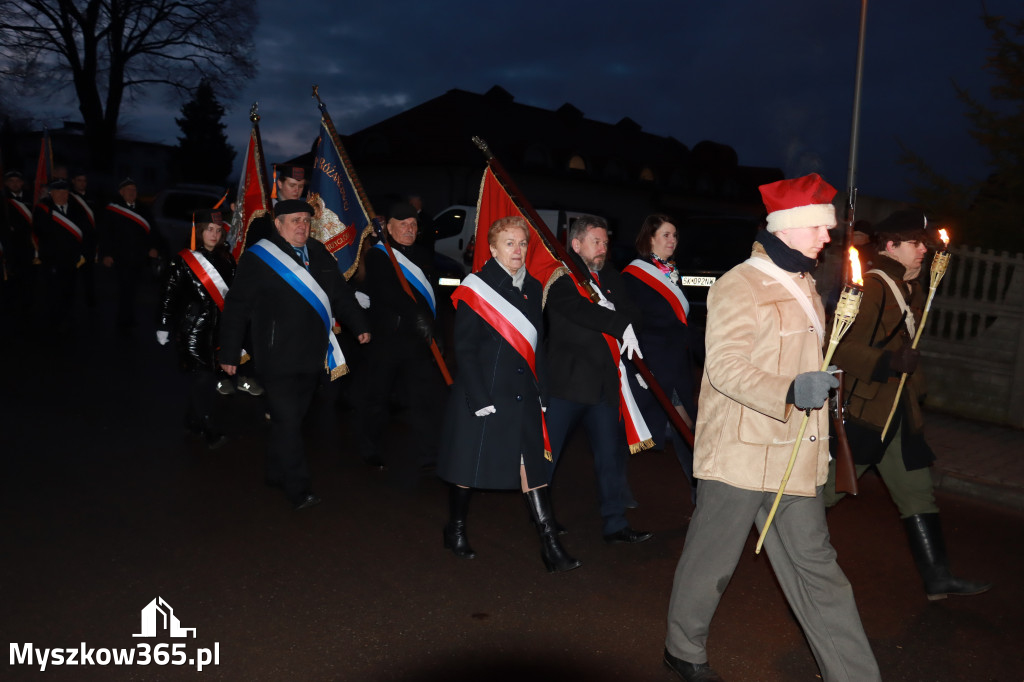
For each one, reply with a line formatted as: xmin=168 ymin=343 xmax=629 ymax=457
xmin=293 ymin=494 xmax=322 ymax=510
xmin=603 ymin=527 xmax=653 ymax=544
xmin=663 ymin=648 xmax=724 ymax=682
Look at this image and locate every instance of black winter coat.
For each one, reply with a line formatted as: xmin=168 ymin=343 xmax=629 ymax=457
xmin=33 ymin=198 xmax=88 ymax=269
xmin=218 ymin=233 xmax=369 ymax=378
xmin=159 ymin=246 xmax=236 ymax=371
xmin=100 ymin=200 xmax=157 ymax=264
xmin=543 ymin=252 xmax=640 ymax=405
xmin=437 ymin=259 xmax=550 ymax=489
xmin=362 ymin=238 xmax=438 ymax=350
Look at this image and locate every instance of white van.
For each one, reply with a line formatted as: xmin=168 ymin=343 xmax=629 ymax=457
xmin=431 ymin=205 xmax=600 ymax=275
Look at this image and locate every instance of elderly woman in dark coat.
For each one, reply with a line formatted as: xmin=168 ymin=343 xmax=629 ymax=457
xmin=437 ymin=216 xmax=580 ymax=573
xmin=621 ymin=214 xmax=698 ymax=497
xmin=157 ymin=209 xmax=236 ymax=448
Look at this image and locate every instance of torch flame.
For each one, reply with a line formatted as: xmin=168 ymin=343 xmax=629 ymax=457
xmin=938 ymin=228 xmax=950 ymax=248
xmin=848 ymin=246 xmax=863 ymax=286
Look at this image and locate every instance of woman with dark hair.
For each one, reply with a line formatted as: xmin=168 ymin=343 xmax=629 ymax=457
xmin=157 ymin=209 xmax=236 ymax=448
xmin=437 ymin=216 xmax=580 ymax=573
xmin=621 ymin=214 xmax=697 ymax=496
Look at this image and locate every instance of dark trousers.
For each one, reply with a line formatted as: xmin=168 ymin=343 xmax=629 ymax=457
xmin=263 ymin=372 xmax=320 ymax=504
xmin=187 ymin=368 xmax=219 ymax=426
xmin=356 ymin=339 xmax=443 ymax=467
xmin=114 ymin=260 xmax=146 ymax=329
xmin=44 ymin=264 xmax=77 ymax=333
xmin=545 ymin=396 xmax=629 ymax=535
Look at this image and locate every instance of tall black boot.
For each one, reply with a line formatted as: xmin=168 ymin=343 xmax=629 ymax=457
xmin=903 ymin=513 xmax=992 ymax=600
xmin=443 ymin=486 xmax=476 ymax=559
xmin=525 ymin=487 xmax=581 ymax=573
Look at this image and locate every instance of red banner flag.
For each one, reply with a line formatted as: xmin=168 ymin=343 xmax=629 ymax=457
xmin=228 ymin=122 xmax=271 ymax=260
xmin=472 ymin=167 xmax=563 ymax=287
xmin=33 ymin=129 xmax=53 ymax=206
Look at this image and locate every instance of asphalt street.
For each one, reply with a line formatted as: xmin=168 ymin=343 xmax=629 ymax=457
xmin=2 ymin=271 xmax=1021 ymax=681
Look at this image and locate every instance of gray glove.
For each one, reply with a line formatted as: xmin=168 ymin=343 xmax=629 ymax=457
xmin=790 ymin=371 xmax=839 ymax=410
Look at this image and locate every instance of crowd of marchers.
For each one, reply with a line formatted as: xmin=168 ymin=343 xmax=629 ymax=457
xmin=2 ymin=166 xmax=992 ymax=682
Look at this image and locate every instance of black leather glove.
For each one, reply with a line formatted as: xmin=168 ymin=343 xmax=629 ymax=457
xmin=888 ymin=342 xmax=920 ymax=375
xmin=413 ymin=310 xmax=435 ymax=343
xmin=788 ymin=371 xmax=840 ymax=410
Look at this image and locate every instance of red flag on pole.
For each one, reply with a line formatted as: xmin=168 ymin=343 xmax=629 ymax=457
xmin=228 ymin=111 xmax=271 ymax=260
xmin=33 ymin=129 xmax=53 ymax=206
xmin=472 ymin=167 xmax=563 ymax=287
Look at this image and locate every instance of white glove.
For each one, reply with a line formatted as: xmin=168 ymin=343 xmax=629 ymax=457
xmin=620 ymin=323 xmax=642 ymax=360
xmin=156 ymin=330 xmax=169 ymax=346
xmin=597 ymin=298 xmax=616 ymax=311
xmin=635 ymin=372 xmax=648 ymax=390
xmin=474 ymin=405 xmax=497 ymax=417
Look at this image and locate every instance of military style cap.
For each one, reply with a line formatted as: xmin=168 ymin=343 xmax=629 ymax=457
xmin=388 ymin=201 xmax=417 ymax=221
xmin=4 ymin=170 xmax=23 ymax=180
xmin=48 ymin=178 xmax=70 ymax=190
xmin=193 ymin=208 xmax=224 ymax=225
xmin=118 ymin=177 xmax=137 ymax=189
xmin=275 ymin=165 xmax=307 ymax=182
xmin=872 ymin=209 xmax=928 ymax=238
xmin=274 ymin=199 xmax=314 ymax=217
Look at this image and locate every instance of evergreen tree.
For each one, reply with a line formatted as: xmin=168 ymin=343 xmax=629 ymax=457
xmin=901 ymin=12 xmax=1024 ymax=253
xmin=175 ymin=81 xmax=236 ymax=185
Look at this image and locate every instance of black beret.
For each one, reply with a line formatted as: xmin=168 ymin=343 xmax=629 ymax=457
xmin=118 ymin=177 xmax=137 ymax=189
xmin=388 ymin=201 xmax=417 ymax=221
xmin=274 ymin=199 xmax=314 ymax=217
xmin=193 ymin=208 xmax=225 ymax=225
xmin=48 ymin=178 xmax=69 ymax=190
xmin=873 ymin=209 xmax=927 ymax=238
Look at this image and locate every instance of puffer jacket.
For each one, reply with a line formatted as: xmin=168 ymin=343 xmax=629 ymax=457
xmin=693 ymin=243 xmax=830 ymax=497
xmin=159 ymin=246 xmax=235 ymax=370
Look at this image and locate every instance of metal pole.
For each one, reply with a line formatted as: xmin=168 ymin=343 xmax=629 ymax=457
xmin=843 ymin=0 xmax=869 ymax=281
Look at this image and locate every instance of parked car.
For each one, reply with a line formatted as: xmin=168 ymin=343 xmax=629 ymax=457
xmin=152 ymin=184 xmax=228 ymax=252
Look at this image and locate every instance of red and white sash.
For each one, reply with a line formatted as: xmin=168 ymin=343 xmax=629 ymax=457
xmin=451 ymin=273 xmax=552 ymax=461
xmin=622 ymin=258 xmax=689 ymax=325
xmin=106 ymin=204 xmax=151 ymax=233
xmin=71 ymin=193 xmax=95 ymax=227
xmin=180 ymin=249 xmax=228 ymax=310
xmin=49 ymin=205 xmax=84 ymax=242
xmin=573 ymin=276 xmax=653 ymax=454
xmin=7 ymin=198 xmax=32 ymax=224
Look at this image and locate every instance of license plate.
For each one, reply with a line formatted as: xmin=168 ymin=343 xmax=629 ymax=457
xmin=680 ymin=276 xmax=716 ymax=287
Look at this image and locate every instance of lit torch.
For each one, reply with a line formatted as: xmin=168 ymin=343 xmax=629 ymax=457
xmin=880 ymin=229 xmax=951 ymax=440
xmin=755 ymin=247 xmax=864 ymax=554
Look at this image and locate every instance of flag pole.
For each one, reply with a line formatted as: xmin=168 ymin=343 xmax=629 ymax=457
xmin=312 ymin=86 xmax=452 ymax=386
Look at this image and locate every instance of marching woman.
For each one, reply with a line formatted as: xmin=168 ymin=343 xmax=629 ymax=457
xmin=437 ymin=216 xmax=580 ymax=573
xmin=621 ymin=214 xmax=698 ymax=496
xmin=157 ymin=209 xmax=235 ymax=448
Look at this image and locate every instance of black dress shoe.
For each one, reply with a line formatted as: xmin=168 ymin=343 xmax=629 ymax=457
xmin=603 ymin=526 xmax=653 ymax=544
xmin=663 ymin=648 xmax=724 ymax=682
xmin=293 ymin=494 xmax=322 ymax=510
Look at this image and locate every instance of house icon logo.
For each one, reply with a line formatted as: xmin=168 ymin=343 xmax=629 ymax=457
xmin=133 ymin=597 xmax=197 ymax=638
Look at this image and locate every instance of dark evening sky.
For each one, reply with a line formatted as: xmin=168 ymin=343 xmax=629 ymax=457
xmin=12 ymin=0 xmax=1020 ymax=201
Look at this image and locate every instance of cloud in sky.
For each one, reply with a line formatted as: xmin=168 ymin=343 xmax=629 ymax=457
xmin=9 ymin=0 xmax=1019 ymax=201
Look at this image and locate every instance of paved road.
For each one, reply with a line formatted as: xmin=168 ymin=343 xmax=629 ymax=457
xmin=3 ymin=275 xmax=1021 ymax=681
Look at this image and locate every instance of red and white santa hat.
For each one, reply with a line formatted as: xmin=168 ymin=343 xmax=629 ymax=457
xmin=759 ymin=173 xmax=838 ymax=233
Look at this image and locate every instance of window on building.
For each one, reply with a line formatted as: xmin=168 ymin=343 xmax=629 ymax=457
xmin=568 ymin=155 xmax=587 ymax=171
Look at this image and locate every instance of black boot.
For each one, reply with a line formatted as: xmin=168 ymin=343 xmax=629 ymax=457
xmin=525 ymin=487 xmax=581 ymax=573
xmin=443 ymin=486 xmax=476 ymax=559
xmin=903 ymin=513 xmax=992 ymax=600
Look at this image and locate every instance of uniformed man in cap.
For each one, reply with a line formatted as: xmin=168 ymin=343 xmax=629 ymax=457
xmin=68 ymin=169 xmax=99 ymax=308
xmin=355 ymin=201 xmax=446 ymax=476
xmin=827 ymin=208 xmax=991 ymax=601
xmin=100 ymin=177 xmax=160 ymax=333
xmin=33 ymin=178 xmax=90 ymax=332
xmin=1 ymin=170 xmax=36 ymax=321
xmin=219 ymin=199 xmax=371 ymax=510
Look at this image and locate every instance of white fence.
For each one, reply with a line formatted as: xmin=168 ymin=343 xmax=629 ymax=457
xmin=921 ymin=245 xmax=1024 ymax=428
